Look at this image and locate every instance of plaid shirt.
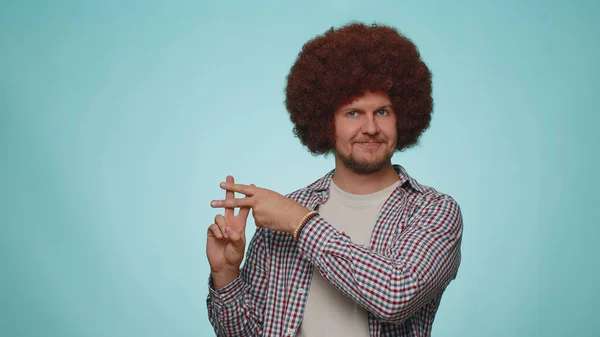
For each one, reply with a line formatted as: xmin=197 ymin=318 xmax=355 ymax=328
xmin=207 ymin=164 xmax=463 ymax=337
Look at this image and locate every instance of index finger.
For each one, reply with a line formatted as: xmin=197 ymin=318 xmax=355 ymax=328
xmin=220 ymin=182 xmax=256 ymax=196
xmin=225 ymin=175 xmax=234 ymax=217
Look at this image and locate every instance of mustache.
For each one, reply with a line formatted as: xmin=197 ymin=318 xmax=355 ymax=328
xmin=353 ymin=137 xmax=386 ymax=143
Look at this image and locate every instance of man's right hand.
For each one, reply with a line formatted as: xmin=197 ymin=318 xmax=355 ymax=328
xmin=206 ymin=175 xmax=250 ymax=290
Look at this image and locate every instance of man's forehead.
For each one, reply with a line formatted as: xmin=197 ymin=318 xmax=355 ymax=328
xmin=338 ymin=91 xmax=392 ymax=109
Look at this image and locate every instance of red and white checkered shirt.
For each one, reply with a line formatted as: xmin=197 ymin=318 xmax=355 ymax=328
xmin=207 ymin=164 xmax=463 ymax=336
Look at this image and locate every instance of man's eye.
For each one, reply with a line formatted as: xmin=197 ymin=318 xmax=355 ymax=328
xmin=347 ymin=111 xmax=358 ymax=117
xmin=377 ymin=109 xmax=388 ymax=116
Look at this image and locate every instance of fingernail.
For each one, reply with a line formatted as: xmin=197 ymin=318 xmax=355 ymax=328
xmin=210 ymin=201 xmax=217 ymax=207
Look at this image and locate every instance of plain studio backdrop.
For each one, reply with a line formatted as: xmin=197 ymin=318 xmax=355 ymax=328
xmin=1 ymin=1 xmax=598 ymax=336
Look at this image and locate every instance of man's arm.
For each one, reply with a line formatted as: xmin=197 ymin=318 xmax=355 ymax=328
xmin=296 ymin=195 xmax=463 ymax=324
xmin=206 ymin=228 xmax=270 ymax=337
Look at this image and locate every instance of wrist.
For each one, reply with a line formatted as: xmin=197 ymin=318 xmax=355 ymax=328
xmin=292 ymin=210 xmax=319 ymax=240
xmin=287 ymin=206 xmax=311 ymax=234
xmin=211 ymin=267 xmax=240 ymax=290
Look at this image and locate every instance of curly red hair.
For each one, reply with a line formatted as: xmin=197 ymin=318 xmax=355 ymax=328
xmin=285 ymin=22 xmax=433 ymax=155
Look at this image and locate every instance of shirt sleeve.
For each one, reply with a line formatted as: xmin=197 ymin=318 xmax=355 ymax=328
xmin=206 ymin=228 xmax=270 ymax=337
xmin=296 ymin=194 xmax=463 ymax=324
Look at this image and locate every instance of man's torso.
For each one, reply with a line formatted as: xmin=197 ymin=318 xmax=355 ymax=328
xmin=298 ymin=180 xmax=397 ymax=337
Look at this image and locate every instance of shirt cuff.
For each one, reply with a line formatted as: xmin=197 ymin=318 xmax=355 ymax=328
xmin=208 ymin=273 xmax=244 ymax=308
xmin=296 ymin=215 xmax=338 ymax=265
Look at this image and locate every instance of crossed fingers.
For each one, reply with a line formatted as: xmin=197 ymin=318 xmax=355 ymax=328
xmin=207 ymin=176 xmax=252 ymax=239
xmin=211 ymin=182 xmax=257 ymax=209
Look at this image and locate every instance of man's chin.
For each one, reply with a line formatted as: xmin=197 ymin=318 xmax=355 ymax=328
xmin=352 ymin=165 xmax=386 ymax=175
xmin=341 ymin=157 xmax=391 ymax=175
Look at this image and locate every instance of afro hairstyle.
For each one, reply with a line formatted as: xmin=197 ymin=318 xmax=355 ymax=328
xmin=285 ymin=22 xmax=433 ymax=155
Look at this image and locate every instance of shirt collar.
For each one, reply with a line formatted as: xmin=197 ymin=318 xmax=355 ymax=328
xmin=306 ymin=164 xmax=426 ymax=194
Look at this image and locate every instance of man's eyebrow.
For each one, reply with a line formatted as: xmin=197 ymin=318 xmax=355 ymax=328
xmin=341 ymin=104 xmax=393 ymax=112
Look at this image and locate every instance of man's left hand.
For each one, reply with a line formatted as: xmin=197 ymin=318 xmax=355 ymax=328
xmin=211 ymin=180 xmax=312 ymax=234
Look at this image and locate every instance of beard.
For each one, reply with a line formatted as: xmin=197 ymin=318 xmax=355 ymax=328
xmin=334 ymin=145 xmax=394 ymax=175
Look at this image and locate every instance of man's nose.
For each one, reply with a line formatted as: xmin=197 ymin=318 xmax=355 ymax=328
xmin=361 ymin=115 xmax=379 ymax=134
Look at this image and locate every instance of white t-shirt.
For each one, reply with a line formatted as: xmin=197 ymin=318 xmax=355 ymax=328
xmin=297 ymin=180 xmax=398 ymax=337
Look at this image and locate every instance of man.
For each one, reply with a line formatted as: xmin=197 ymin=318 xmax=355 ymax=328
xmin=206 ymin=22 xmax=463 ymax=337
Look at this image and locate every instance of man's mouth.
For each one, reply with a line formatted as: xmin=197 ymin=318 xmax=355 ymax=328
xmin=355 ymin=141 xmax=382 ymax=148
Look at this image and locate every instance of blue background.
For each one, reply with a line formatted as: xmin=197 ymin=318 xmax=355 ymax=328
xmin=1 ymin=1 xmax=598 ymax=336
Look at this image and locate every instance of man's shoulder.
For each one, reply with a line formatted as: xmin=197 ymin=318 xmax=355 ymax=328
xmin=396 ymin=165 xmax=459 ymax=203
xmin=400 ymin=181 xmax=463 ymax=233
xmin=406 ymin=179 xmax=461 ymax=209
xmin=283 ymin=170 xmax=332 ymax=203
xmin=285 ymin=185 xmax=318 ymax=205
xmin=395 ymin=172 xmax=462 ymax=228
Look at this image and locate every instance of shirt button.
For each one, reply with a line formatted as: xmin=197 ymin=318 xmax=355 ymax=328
xmin=298 ymin=288 xmax=305 ymax=294
xmin=287 ymin=328 xmax=294 ymax=335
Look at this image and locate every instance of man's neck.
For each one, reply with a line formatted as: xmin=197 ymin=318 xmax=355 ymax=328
xmin=331 ymin=161 xmax=399 ymax=195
